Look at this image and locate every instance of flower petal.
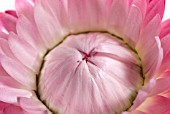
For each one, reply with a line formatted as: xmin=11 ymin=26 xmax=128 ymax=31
xmin=0 ymin=13 xmax=17 ymax=33
xmin=3 ymin=105 xmax=24 ymax=114
xmin=123 ymin=4 xmax=142 ymax=46
xmin=136 ymin=15 xmax=163 ymax=81
xmin=18 ymin=97 xmax=49 ymax=114
xmin=129 ymin=79 xmax=156 ymax=111
xmin=144 ymin=0 xmax=165 ymax=25
xmin=0 ymin=85 xmax=31 ymax=103
xmin=0 ymin=101 xmax=10 ymax=111
xmin=160 ymin=19 xmax=170 ymax=39
xmin=108 ymin=0 xmax=128 ymax=35
xmin=15 ymin=0 xmax=35 ymax=21
xmin=0 ymin=64 xmax=8 ymax=76
xmin=16 ymin=15 xmax=46 ymax=54
xmin=137 ymin=95 xmax=170 ymax=114
xmin=68 ymin=0 xmax=107 ymax=32
xmin=5 ymin=10 xmax=18 ymax=18
xmin=34 ymin=0 xmax=68 ymax=48
xmin=150 ymin=77 xmax=170 ymax=96
xmin=1 ymin=57 xmax=36 ymax=90
xmin=8 ymin=33 xmax=42 ymax=73
xmin=0 ymin=76 xmax=22 ymax=88
xmin=0 ymin=38 xmax=15 ymax=58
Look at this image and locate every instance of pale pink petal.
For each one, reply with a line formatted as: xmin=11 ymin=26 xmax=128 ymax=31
xmin=160 ymin=19 xmax=170 ymax=39
xmin=108 ymin=0 xmax=128 ymax=35
xmin=0 ymin=0 xmax=168 ymax=114
xmin=15 ymin=0 xmax=35 ymax=21
xmin=34 ymin=0 xmax=68 ymax=48
xmin=131 ymin=0 xmax=147 ymax=17
xmin=0 ymin=85 xmax=31 ymax=103
xmin=136 ymin=15 xmax=163 ymax=81
xmin=123 ymin=4 xmax=143 ymax=46
xmin=67 ymin=0 xmax=107 ymax=32
xmin=0 ymin=38 xmax=15 ymax=58
xmin=144 ymin=0 xmax=165 ymax=25
xmin=8 ymin=33 xmax=42 ymax=73
xmin=1 ymin=57 xmax=36 ymax=90
xmin=18 ymin=97 xmax=49 ymax=114
xmin=0 ymin=76 xmax=22 ymax=88
xmin=123 ymin=0 xmax=147 ymax=46
xmin=16 ymin=15 xmax=46 ymax=54
xmin=161 ymin=35 xmax=170 ymax=57
xmin=137 ymin=95 xmax=170 ymax=114
xmin=129 ymin=79 xmax=156 ymax=111
xmin=157 ymin=52 xmax=170 ymax=75
xmin=0 ymin=68 xmax=32 ymax=104
xmin=158 ymin=20 xmax=170 ymax=73
xmin=150 ymin=77 xmax=170 ymax=96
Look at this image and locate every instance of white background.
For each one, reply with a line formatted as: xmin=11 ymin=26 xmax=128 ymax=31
xmin=0 ymin=0 xmax=170 ymax=21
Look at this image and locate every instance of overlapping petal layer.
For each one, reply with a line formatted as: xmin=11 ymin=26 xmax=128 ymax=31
xmin=0 ymin=0 xmax=169 ymax=114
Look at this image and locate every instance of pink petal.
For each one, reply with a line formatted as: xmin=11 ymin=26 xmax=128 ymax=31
xmin=3 ymin=105 xmax=24 ymax=114
xmin=5 ymin=10 xmax=18 ymax=18
xmin=0 ymin=13 xmax=17 ymax=33
xmin=0 ymin=38 xmax=15 ymax=58
xmin=150 ymin=77 xmax=170 ymax=96
xmin=122 ymin=110 xmax=147 ymax=114
xmin=164 ymin=111 xmax=170 ymax=114
xmin=68 ymin=0 xmax=107 ymax=32
xmin=161 ymin=35 xmax=170 ymax=57
xmin=158 ymin=53 xmax=170 ymax=76
xmin=0 ymin=101 xmax=10 ymax=110
xmin=123 ymin=4 xmax=143 ymax=46
xmin=15 ymin=0 xmax=35 ymax=21
xmin=138 ymin=95 xmax=170 ymax=114
xmin=144 ymin=0 xmax=165 ymax=25
xmin=131 ymin=0 xmax=147 ymax=18
xmin=160 ymin=20 xmax=170 ymax=66
xmin=8 ymin=33 xmax=42 ymax=73
xmin=129 ymin=79 xmax=156 ymax=111
xmin=1 ymin=57 xmax=36 ymax=90
xmin=16 ymin=15 xmax=46 ymax=54
xmin=18 ymin=97 xmax=49 ymax=114
xmin=136 ymin=15 xmax=163 ymax=81
xmin=160 ymin=19 xmax=170 ymax=39
xmin=0 ymin=64 xmax=8 ymax=76
xmin=0 ymin=85 xmax=32 ymax=103
xmin=34 ymin=0 xmax=68 ymax=48
xmin=108 ymin=0 xmax=129 ymax=35
xmin=131 ymin=110 xmax=147 ymax=114
xmin=0 ymin=23 xmax=8 ymax=39
xmin=0 ymin=76 xmax=22 ymax=88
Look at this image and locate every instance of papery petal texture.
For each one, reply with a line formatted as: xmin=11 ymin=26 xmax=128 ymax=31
xmin=0 ymin=0 xmax=170 ymax=114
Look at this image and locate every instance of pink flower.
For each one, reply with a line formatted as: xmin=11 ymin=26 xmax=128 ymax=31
xmin=0 ymin=0 xmax=170 ymax=114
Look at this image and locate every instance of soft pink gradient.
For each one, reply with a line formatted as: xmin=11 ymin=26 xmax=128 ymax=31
xmin=0 ymin=0 xmax=170 ymax=114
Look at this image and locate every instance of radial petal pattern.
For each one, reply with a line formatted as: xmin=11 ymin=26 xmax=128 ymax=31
xmin=0 ymin=0 xmax=170 ymax=114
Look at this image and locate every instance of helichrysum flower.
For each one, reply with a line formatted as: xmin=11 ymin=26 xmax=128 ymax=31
xmin=0 ymin=0 xmax=170 ymax=114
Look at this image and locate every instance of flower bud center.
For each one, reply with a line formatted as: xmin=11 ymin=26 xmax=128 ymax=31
xmin=38 ymin=32 xmax=143 ymax=114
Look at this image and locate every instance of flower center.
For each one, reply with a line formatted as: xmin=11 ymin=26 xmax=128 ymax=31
xmin=37 ymin=32 xmax=144 ymax=114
